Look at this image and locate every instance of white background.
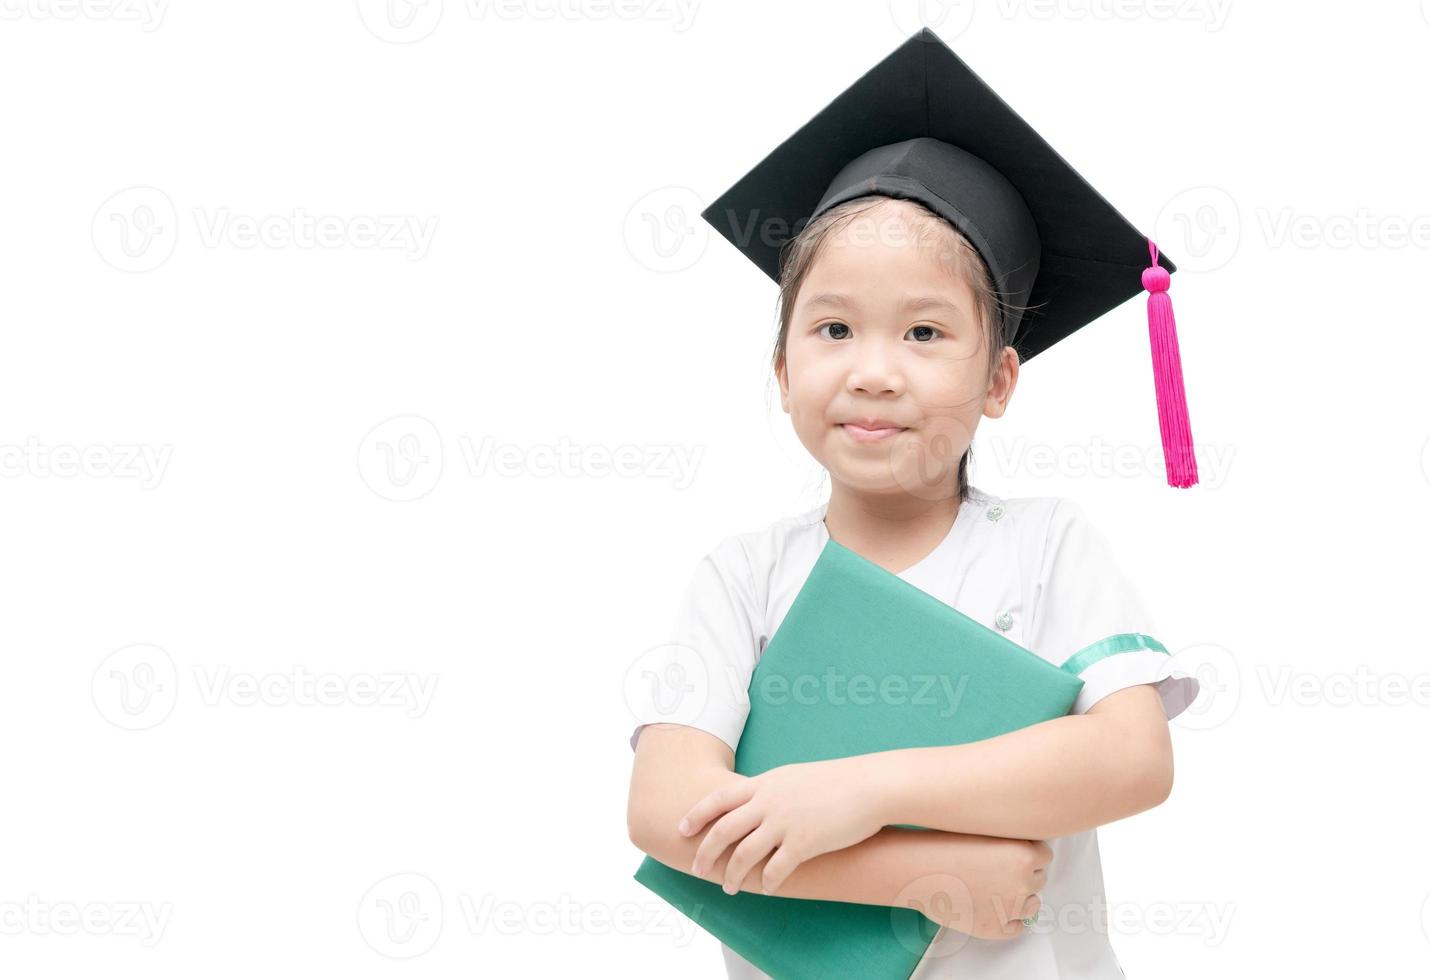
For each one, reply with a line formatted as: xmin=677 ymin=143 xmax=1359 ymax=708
xmin=3 ymin=1 xmax=1428 ymax=976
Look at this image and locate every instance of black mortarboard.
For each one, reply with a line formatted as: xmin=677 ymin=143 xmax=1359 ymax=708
xmin=701 ymin=27 xmax=1198 ymax=488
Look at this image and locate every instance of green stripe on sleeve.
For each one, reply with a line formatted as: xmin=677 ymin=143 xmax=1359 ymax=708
xmin=1060 ymin=632 xmax=1170 ymax=676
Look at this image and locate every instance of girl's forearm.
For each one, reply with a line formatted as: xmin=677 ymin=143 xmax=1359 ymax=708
xmin=632 ymin=758 xmax=1008 ymax=914
xmin=861 ymin=712 xmax=1173 ymax=840
xmin=644 ymin=819 xmax=996 ymax=915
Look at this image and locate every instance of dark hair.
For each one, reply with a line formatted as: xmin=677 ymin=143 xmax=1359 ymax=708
xmin=770 ymin=195 xmax=1023 ymax=504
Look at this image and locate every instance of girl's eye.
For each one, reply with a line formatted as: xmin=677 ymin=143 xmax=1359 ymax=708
xmin=818 ymin=322 xmax=851 ymax=341
xmin=907 ymin=324 xmax=942 ymax=342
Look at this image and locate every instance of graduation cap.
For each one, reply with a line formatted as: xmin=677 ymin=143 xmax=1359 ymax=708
xmin=701 ymin=27 xmax=1197 ymax=489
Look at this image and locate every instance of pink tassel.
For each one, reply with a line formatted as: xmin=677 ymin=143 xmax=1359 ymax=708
xmin=1143 ymin=240 xmax=1198 ymax=488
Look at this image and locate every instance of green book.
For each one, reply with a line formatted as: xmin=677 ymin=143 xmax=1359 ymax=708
xmin=633 ymin=535 xmax=1086 ymax=979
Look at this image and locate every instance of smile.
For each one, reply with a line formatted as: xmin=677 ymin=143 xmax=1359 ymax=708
xmin=839 ymin=423 xmax=907 ymax=443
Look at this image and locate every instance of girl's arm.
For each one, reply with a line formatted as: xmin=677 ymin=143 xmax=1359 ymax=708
xmin=629 ymin=723 xmax=1047 ymax=940
xmin=864 ymin=684 xmax=1175 ymax=841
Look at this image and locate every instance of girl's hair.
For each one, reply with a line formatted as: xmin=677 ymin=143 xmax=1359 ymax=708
xmin=770 ymin=194 xmax=1025 ymax=504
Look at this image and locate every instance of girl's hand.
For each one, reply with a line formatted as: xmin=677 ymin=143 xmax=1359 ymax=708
xmin=916 ymin=834 xmax=1052 ymax=942
xmin=677 ymin=756 xmax=887 ymax=896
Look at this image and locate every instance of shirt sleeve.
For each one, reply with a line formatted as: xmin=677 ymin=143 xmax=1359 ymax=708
xmin=1026 ymin=498 xmax=1200 ymax=720
xmin=627 ymin=537 xmax=762 ymax=755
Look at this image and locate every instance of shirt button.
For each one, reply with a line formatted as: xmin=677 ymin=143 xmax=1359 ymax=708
xmin=986 ymin=504 xmax=1005 ymax=522
xmin=995 ymin=611 xmax=1013 ymax=631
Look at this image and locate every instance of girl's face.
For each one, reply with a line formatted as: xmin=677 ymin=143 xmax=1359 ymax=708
xmin=776 ymin=201 xmax=1019 ymax=502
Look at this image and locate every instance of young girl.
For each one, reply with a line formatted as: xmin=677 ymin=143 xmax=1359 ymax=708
xmin=627 ymin=28 xmax=1202 ymax=979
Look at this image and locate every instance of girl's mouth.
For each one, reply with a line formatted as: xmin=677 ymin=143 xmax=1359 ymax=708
xmin=839 ymin=423 xmax=906 ymax=443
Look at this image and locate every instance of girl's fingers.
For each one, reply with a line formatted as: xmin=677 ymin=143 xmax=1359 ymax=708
xmin=678 ymin=781 xmax=756 ymax=838
xmin=723 ymin=824 xmax=782 ymax=896
xmin=690 ymin=804 xmax=763 ymax=878
xmin=759 ymin=840 xmax=804 ymax=896
xmin=1017 ymin=893 xmax=1041 ymax=926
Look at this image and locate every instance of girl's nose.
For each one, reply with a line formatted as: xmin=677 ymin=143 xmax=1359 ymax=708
xmin=845 ymin=341 xmax=904 ymax=396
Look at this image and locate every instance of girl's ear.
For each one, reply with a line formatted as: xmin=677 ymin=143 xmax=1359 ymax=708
xmin=776 ymin=353 xmax=791 ymax=414
xmin=983 ymin=346 xmax=1019 ymax=420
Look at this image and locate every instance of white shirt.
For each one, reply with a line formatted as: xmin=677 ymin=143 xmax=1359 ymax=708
xmin=629 ymin=486 xmax=1200 ymax=979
